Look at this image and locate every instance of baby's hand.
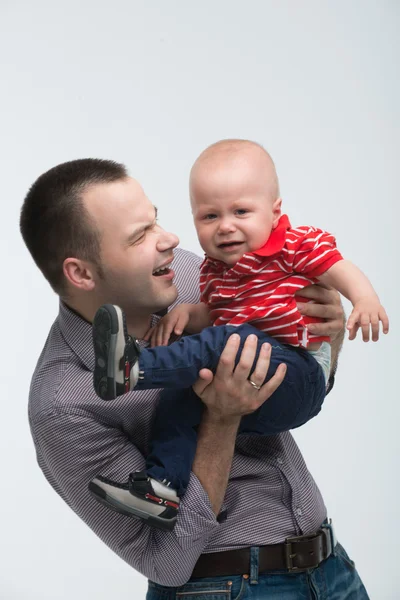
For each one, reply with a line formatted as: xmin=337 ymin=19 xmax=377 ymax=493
xmin=346 ymin=297 xmax=389 ymax=342
xmin=144 ymin=304 xmax=192 ymax=347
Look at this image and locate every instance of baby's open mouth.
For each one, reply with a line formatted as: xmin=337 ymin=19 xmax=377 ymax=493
xmin=218 ymin=242 xmax=243 ymax=248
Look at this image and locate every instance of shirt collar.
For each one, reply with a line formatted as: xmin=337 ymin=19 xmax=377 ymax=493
xmin=58 ymin=301 xmax=161 ymax=371
xmin=58 ymin=301 xmax=94 ymax=371
xmin=253 ymin=214 xmax=291 ymax=257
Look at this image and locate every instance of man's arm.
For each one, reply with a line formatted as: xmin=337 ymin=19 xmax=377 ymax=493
xmin=34 ymin=411 xmax=219 ymax=587
xmin=295 ymin=283 xmax=346 ymax=380
xmin=192 ymin=334 xmax=286 ymax=514
xmin=34 ymin=337 xmax=284 ymax=587
xmin=192 ymin=413 xmax=240 ymax=515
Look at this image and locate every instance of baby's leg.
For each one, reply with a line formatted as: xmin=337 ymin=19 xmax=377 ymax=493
xmin=88 ymin=388 xmax=203 ymax=531
xmin=92 ymin=303 xmax=252 ymax=400
xmin=239 ymin=341 xmax=327 ymax=436
xmin=146 ymin=387 xmax=203 ymax=496
xmin=92 ymin=304 xmax=328 ymax=428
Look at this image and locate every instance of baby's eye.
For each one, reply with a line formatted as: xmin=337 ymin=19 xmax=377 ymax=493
xmin=203 ymin=214 xmax=217 ymax=220
xmin=235 ymin=209 xmax=249 ymax=215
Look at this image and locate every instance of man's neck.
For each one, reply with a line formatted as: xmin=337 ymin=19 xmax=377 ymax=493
xmin=124 ymin=313 xmax=153 ymax=340
xmin=62 ymin=295 xmax=154 ymax=341
xmin=62 ymin=295 xmax=99 ymax=327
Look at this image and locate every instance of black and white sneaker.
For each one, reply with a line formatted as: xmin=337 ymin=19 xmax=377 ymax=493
xmin=92 ymin=304 xmax=141 ymax=400
xmin=88 ymin=472 xmax=179 ymax=531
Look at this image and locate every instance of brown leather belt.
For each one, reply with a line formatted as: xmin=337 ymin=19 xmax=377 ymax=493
xmin=192 ymin=525 xmax=335 ymax=578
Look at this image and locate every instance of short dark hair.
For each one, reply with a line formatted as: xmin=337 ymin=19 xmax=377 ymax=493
xmin=20 ymin=158 xmax=128 ymax=294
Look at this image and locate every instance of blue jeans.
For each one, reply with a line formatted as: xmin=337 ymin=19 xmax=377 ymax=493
xmin=146 ymin=543 xmax=369 ymax=599
xmin=138 ymin=324 xmax=325 ymax=495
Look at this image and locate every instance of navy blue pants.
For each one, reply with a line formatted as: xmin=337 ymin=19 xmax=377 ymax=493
xmin=136 ymin=324 xmax=326 ymax=496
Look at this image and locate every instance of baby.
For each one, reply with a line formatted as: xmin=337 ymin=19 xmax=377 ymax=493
xmin=89 ymin=140 xmax=388 ymax=531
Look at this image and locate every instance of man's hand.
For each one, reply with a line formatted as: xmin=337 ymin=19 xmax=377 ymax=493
xmin=295 ymin=283 xmax=345 ymax=340
xmin=347 ymin=297 xmax=389 ymax=342
xmin=192 ymin=333 xmax=287 ymax=424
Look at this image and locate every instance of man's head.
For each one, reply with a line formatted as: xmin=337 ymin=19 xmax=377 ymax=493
xmin=20 ymin=159 xmax=179 ymax=330
xmin=190 ymin=139 xmax=282 ymax=266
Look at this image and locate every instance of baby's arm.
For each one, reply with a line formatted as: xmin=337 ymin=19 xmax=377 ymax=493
xmin=185 ymin=302 xmax=213 ymax=332
xmin=318 ymin=260 xmax=389 ymax=341
xmin=145 ymin=303 xmax=212 ymax=347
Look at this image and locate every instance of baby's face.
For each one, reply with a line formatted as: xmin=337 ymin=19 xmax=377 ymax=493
xmin=191 ymin=156 xmax=281 ymax=266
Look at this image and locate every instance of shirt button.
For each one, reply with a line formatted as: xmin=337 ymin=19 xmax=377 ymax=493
xmin=277 ymin=457 xmax=283 ymax=465
xmin=296 ymin=508 xmax=303 ymax=516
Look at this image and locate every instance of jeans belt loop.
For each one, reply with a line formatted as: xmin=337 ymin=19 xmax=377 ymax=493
xmin=321 ymin=518 xmax=337 ymax=557
xmin=250 ymin=546 xmax=259 ymax=584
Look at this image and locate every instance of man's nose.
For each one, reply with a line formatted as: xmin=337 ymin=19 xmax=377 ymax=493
xmin=157 ymin=227 xmax=179 ymax=252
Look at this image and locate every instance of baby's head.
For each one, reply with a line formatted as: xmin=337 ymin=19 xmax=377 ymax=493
xmin=190 ymin=139 xmax=282 ymax=266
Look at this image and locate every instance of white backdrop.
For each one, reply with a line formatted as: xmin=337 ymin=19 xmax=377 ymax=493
xmin=1 ymin=1 xmax=399 ymax=598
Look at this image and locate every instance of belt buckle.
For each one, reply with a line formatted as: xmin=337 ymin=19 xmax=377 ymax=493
xmin=284 ymin=532 xmax=321 ymax=573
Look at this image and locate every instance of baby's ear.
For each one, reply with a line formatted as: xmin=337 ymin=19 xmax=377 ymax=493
xmin=272 ymin=197 xmax=282 ymax=227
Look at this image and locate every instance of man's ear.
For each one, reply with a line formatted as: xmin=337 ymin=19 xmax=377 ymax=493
xmin=272 ymin=197 xmax=282 ymax=229
xmin=63 ymin=257 xmax=96 ymax=292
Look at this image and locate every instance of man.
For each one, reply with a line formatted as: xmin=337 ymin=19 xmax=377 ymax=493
xmin=21 ymin=158 xmax=369 ymax=598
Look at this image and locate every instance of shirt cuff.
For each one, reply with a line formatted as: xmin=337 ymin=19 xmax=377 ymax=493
xmin=174 ymin=473 xmax=220 ymax=548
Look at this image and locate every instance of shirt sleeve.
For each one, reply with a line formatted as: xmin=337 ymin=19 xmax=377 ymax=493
xmin=291 ymin=227 xmax=344 ymax=278
xmin=31 ymin=410 xmax=219 ymax=587
xmin=170 ymin=248 xmax=203 ymax=307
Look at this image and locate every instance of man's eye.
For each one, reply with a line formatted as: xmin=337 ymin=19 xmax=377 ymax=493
xmin=131 ymin=233 xmax=145 ymax=245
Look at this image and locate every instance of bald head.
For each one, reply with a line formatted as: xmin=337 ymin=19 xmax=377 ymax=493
xmin=190 ymin=139 xmax=280 ymax=207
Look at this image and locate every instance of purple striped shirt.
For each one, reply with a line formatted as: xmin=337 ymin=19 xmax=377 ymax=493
xmin=28 ymin=247 xmax=327 ymax=587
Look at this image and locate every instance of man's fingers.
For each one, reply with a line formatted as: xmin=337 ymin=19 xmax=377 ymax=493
xmin=249 ymin=342 xmax=271 ymax=385
xmin=296 ymin=284 xmax=339 ymax=304
xmin=307 ymin=320 xmax=340 ymax=337
xmin=192 ymin=369 xmax=214 ymax=397
xmin=215 ymin=333 xmax=241 ymax=378
xmin=260 ymin=363 xmax=287 ymax=401
xmin=298 ymin=301 xmax=343 ymax=320
xmin=232 ymin=335 xmax=258 ymax=380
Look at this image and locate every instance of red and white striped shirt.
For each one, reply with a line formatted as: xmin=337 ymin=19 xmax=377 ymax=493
xmin=200 ymin=214 xmax=344 ymax=347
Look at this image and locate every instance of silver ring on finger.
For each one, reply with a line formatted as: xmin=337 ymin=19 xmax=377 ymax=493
xmin=249 ymin=378 xmax=262 ymax=391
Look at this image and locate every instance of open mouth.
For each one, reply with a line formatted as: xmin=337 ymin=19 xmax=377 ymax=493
xmin=218 ymin=242 xmax=244 ymax=249
xmin=152 ymin=266 xmax=171 ymax=276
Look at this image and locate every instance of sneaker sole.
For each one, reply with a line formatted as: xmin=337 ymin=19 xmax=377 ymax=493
xmin=88 ymin=481 xmax=177 ymax=531
xmin=93 ymin=305 xmax=127 ymax=400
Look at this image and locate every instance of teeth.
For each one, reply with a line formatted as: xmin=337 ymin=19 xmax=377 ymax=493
xmin=153 ymin=266 xmax=169 ymax=275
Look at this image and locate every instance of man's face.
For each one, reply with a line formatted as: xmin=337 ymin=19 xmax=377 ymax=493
xmin=84 ymin=177 xmax=179 ymax=319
